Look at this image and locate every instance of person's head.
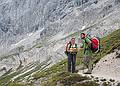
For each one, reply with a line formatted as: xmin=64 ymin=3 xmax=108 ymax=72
xmin=81 ymin=33 xmax=86 ymax=39
xmin=71 ymin=37 xmax=75 ymax=44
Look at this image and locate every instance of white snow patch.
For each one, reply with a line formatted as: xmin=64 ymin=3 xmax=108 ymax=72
xmin=10 ymin=28 xmax=44 ymax=49
xmin=11 ymin=67 xmax=35 ymax=81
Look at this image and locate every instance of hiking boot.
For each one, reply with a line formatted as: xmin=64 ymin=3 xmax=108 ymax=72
xmin=74 ymin=70 xmax=79 ymax=73
xmin=83 ymin=71 xmax=92 ymax=74
xmin=83 ymin=70 xmax=92 ymax=74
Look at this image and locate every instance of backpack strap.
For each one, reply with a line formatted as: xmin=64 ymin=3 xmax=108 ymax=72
xmin=83 ymin=38 xmax=92 ymax=54
xmin=66 ymin=42 xmax=71 ymax=51
xmin=75 ymin=44 xmax=77 ymax=48
xmin=84 ymin=38 xmax=92 ymax=48
xmin=84 ymin=37 xmax=91 ymax=44
xmin=69 ymin=44 xmax=72 ymax=50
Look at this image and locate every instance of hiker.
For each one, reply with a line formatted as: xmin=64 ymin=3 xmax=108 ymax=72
xmin=80 ymin=33 xmax=93 ymax=74
xmin=66 ymin=38 xmax=78 ymax=73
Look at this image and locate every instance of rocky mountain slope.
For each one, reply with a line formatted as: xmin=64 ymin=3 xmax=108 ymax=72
xmin=4 ymin=28 xmax=119 ymax=86
xmin=0 ymin=0 xmax=120 ymax=86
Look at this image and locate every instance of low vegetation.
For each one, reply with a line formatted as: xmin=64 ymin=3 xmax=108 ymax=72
xmin=0 ymin=29 xmax=120 ymax=86
xmin=32 ymin=29 xmax=120 ymax=86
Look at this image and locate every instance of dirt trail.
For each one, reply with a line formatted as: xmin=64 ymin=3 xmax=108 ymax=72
xmin=78 ymin=50 xmax=120 ymax=84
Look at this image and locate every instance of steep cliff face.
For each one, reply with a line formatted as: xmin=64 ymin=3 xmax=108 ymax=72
xmin=0 ymin=0 xmax=120 ymax=47
xmin=0 ymin=0 xmax=120 ymax=83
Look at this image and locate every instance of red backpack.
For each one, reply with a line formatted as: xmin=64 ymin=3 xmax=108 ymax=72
xmin=90 ymin=37 xmax=100 ymax=53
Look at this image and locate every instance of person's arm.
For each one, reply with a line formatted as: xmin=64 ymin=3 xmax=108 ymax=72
xmin=80 ymin=43 xmax=84 ymax=48
xmin=80 ymin=39 xmax=84 ymax=48
xmin=77 ymin=42 xmax=83 ymax=52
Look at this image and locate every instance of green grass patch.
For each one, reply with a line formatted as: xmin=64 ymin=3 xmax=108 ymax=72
xmin=33 ymin=59 xmax=68 ymax=79
xmin=0 ymin=72 xmax=18 ymax=86
xmin=9 ymin=81 xmax=25 ymax=86
xmin=92 ymin=29 xmax=120 ymax=63
xmin=33 ymin=55 xmax=82 ymax=80
xmin=42 ymin=71 xmax=91 ymax=86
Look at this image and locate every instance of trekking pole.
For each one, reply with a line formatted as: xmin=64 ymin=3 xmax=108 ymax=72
xmin=82 ymin=0 xmax=85 ymax=26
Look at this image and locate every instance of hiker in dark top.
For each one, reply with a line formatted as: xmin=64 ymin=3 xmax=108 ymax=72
xmin=66 ymin=38 xmax=78 ymax=73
